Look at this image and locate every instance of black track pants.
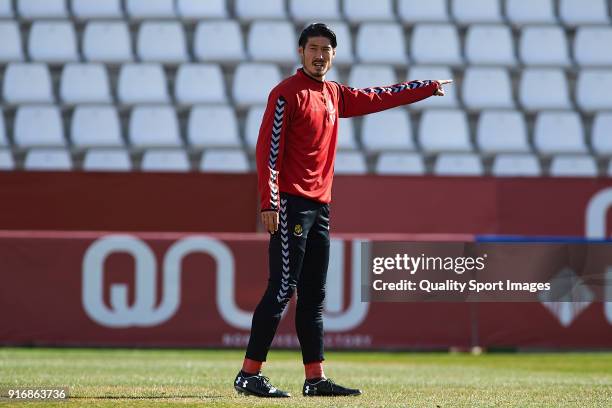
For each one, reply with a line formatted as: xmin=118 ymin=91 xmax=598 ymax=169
xmin=246 ymin=193 xmax=330 ymax=364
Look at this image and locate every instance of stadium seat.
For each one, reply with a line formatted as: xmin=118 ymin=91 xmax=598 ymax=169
xmin=177 ymin=0 xmax=227 ymax=19
xmin=28 ymin=21 xmax=78 ymax=63
xmin=451 ymin=0 xmax=503 ymax=24
xmin=534 ymin=111 xmax=586 ymax=154
xmin=129 ymin=106 xmax=181 ymax=147
xmin=592 ymin=113 xmax=612 ymax=156
xmin=141 ymin=149 xmax=190 ymax=172
xmin=356 ymin=23 xmax=407 ymax=65
xmin=576 ymin=70 xmax=612 ymax=112
xmin=505 ymin=0 xmax=556 ymax=25
xmin=375 ymin=152 xmax=425 ymax=175
xmin=407 ymin=66 xmax=457 ymax=109
xmin=519 ymin=69 xmax=571 ymax=111
xmin=347 ymin=65 xmax=397 ymax=89
xmin=235 ymin=0 xmax=285 ymax=20
xmin=559 ymin=0 xmax=609 ymax=26
xmin=3 ymin=63 xmax=53 ymax=104
xmin=175 ymin=64 xmax=226 ymax=105
xmin=82 ymin=148 xmax=131 ymax=171
xmin=419 ymin=110 xmax=472 ymax=153
xmin=362 ymin=110 xmax=414 ymax=152
xmin=550 ymin=155 xmax=598 ymax=177
xmin=462 ymin=67 xmax=514 ymax=110
xmin=0 ymin=21 xmax=24 ymax=62
xmin=411 ymin=24 xmax=462 ymax=66
xmin=289 ymin=0 xmax=341 ymax=23
xmin=325 ymin=22 xmax=353 ymax=65
xmin=117 ymin=64 xmax=169 ymax=105
xmin=24 ymin=148 xmax=72 ymax=170
xmin=465 ymin=24 xmax=516 ymax=66
xmin=492 ymin=153 xmax=542 ymax=177
xmin=60 ymin=63 xmax=112 ymax=104
xmin=519 ymin=26 xmax=570 ymax=67
xmin=245 ymin=106 xmax=265 ymax=150
xmin=343 ymin=0 xmax=394 ymax=23
xmin=0 ymin=150 xmax=14 ymax=170
xmin=125 ymin=0 xmax=175 ymax=18
xmin=397 ymin=0 xmax=449 ymax=23
xmin=232 ymin=63 xmax=282 ymax=108
xmin=71 ymin=0 xmax=123 ymax=19
xmin=200 ymin=149 xmax=250 ymax=173
xmin=574 ymin=27 xmax=612 ymax=67
xmin=71 ymin=106 xmax=123 ymax=147
xmin=477 ymin=110 xmax=530 ymax=153
xmin=14 ymin=106 xmax=65 ymax=147
xmin=434 ymin=153 xmax=484 ymax=176
xmin=248 ymin=21 xmax=297 ymax=64
xmin=0 ymin=110 xmax=6 ymax=146
xmin=337 ymin=118 xmax=357 ymax=150
xmin=0 ymin=0 xmax=13 ymax=17
xmin=194 ymin=21 xmax=245 ymax=63
xmin=334 ymin=151 xmax=367 ymax=174
xmin=137 ymin=22 xmax=188 ymax=63
xmin=17 ymin=0 xmax=68 ymax=19
xmin=187 ymin=106 xmax=241 ymax=148
xmin=83 ymin=21 xmax=133 ymax=63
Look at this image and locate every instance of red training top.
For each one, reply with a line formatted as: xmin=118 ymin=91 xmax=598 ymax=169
xmin=256 ymin=68 xmax=439 ymax=212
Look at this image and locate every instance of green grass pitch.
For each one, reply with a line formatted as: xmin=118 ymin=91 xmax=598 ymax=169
xmin=1 ymin=348 xmax=611 ymax=407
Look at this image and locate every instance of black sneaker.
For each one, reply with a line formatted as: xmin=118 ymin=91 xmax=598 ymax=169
xmin=234 ymin=371 xmax=291 ymax=398
xmin=302 ymin=378 xmax=362 ymax=397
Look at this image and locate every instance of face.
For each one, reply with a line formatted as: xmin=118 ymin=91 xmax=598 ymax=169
xmin=299 ymin=36 xmax=336 ymax=80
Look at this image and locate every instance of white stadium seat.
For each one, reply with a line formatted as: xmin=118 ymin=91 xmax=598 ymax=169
xmin=137 ymin=22 xmax=188 ymax=63
xmin=407 ymin=66 xmax=457 ymax=109
xmin=550 ymin=155 xmax=598 ymax=177
xmin=28 ymin=21 xmax=78 ymax=63
xmin=574 ymin=27 xmax=612 ymax=67
xmin=71 ymin=106 xmax=123 ymax=147
xmin=348 ymin=65 xmax=397 ymax=89
xmin=534 ymin=111 xmax=586 ymax=154
xmin=434 ymin=153 xmax=484 ymax=176
xmin=24 ymin=148 xmax=72 ymax=170
xmin=0 ymin=21 xmax=24 ymax=62
xmin=477 ymin=110 xmax=530 ymax=153
xmin=519 ymin=69 xmax=571 ymax=111
xmin=576 ymin=70 xmax=612 ymax=112
xmin=245 ymin=106 xmax=265 ymax=150
xmin=141 ymin=149 xmax=190 ymax=172
xmin=334 ymin=151 xmax=367 ymax=174
xmin=0 ymin=0 xmax=13 ymax=17
xmin=0 ymin=150 xmax=14 ymax=170
xmin=83 ymin=149 xmax=131 ymax=171
xmin=520 ymin=26 xmax=570 ymax=67
xmin=451 ymin=0 xmax=503 ymax=24
xmin=126 ymin=0 xmax=175 ymax=18
xmin=188 ymin=106 xmax=241 ymax=148
xmin=177 ymin=0 xmax=227 ymax=19
xmin=3 ymin=63 xmax=53 ymax=104
xmin=60 ymin=63 xmax=112 ymax=104
xmin=592 ymin=113 xmax=612 ymax=156
xmin=194 ymin=21 xmax=245 ymax=63
xmin=235 ymin=0 xmax=285 ymax=20
xmin=83 ymin=21 xmax=133 ymax=63
xmin=362 ymin=110 xmax=414 ymax=152
xmin=492 ymin=154 xmax=542 ymax=177
xmin=18 ymin=0 xmax=68 ymax=19
xmin=506 ymin=0 xmax=556 ymax=25
xmin=117 ymin=64 xmax=169 ymax=105
xmin=248 ymin=21 xmax=297 ymax=64
xmin=462 ymin=67 xmax=514 ymax=110
xmin=465 ymin=24 xmax=516 ymax=66
xmin=411 ymin=24 xmax=462 ymax=65
xmin=338 ymin=118 xmax=357 ymax=150
xmin=559 ymin=0 xmax=609 ymax=26
xmin=398 ymin=0 xmax=448 ymax=23
xmin=326 ymin=22 xmax=353 ymax=65
xmin=14 ymin=106 xmax=65 ymax=147
xmin=289 ymin=0 xmax=341 ymax=23
xmin=419 ymin=110 xmax=472 ymax=153
xmin=356 ymin=23 xmax=407 ymax=65
xmin=232 ymin=63 xmax=282 ymax=108
xmin=343 ymin=0 xmax=394 ymax=23
xmin=129 ymin=106 xmax=181 ymax=147
xmin=375 ymin=152 xmax=425 ymax=175
xmin=72 ymin=0 xmax=123 ymax=19
xmin=175 ymin=64 xmax=226 ymax=105
xmin=200 ymin=149 xmax=250 ymax=173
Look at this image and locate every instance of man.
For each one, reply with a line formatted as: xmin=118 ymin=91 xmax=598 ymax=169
xmin=234 ymin=23 xmax=452 ymax=398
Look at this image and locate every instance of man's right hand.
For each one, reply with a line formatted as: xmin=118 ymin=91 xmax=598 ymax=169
xmin=261 ymin=210 xmax=279 ymax=234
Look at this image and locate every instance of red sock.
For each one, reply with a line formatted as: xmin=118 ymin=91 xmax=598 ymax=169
xmin=304 ymin=361 xmax=325 ymax=380
xmin=241 ymin=358 xmax=263 ymax=375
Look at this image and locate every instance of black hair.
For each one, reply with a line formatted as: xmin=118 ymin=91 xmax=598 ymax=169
xmin=298 ymin=23 xmax=337 ymax=48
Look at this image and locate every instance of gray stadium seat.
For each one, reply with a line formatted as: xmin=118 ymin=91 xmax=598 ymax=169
xmin=141 ymin=149 xmax=190 ymax=172
xmin=519 ymin=26 xmax=570 ymax=67
xmin=362 ymin=110 xmax=414 ymax=152
xmin=325 ymin=22 xmax=353 ymax=65
xmin=177 ymin=0 xmax=228 ymax=19
xmin=337 ymin=118 xmax=357 ymax=150
xmin=0 ymin=150 xmax=14 ymax=170
xmin=0 ymin=21 xmax=24 ymax=62
xmin=71 ymin=106 xmax=123 ymax=147
xmin=519 ymin=69 xmax=571 ymax=111
xmin=419 ymin=110 xmax=472 ymax=153
xmin=574 ymin=27 xmax=612 ymax=67
xmin=71 ymin=0 xmax=123 ymax=19
xmin=83 ymin=21 xmax=133 ymax=63
xmin=375 ymin=152 xmax=425 ymax=175
xmin=126 ymin=0 xmax=175 ymax=19
xmin=137 ymin=22 xmax=188 ymax=64
xmin=248 ymin=21 xmax=297 ymax=64
xmin=550 ymin=155 xmax=598 ymax=177
xmin=175 ymin=64 xmax=227 ymax=105
xmin=465 ymin=24 xmax=516 ymax=66
xmin=3 ymin=63 xmax=53 ymax=104
xmin=534 ymin=111 xmax=587 ymax=154
xmin=576 ymin=70 xmax=612 ymax=112
xmin=506 ymin=0 xmax=557 ymax=25
xmin=83 ymin=148 xmax=132 ymax=171
xmin=411 ymin=24 xmax=463 ymax=65
xmin=334 ymin=151 xmax=367 ymax=174
xmin=18 ymin=0 xmax=68 ymax=19
xmin=462 ymin=67 xmax=514 ymax=110
xmin=24 ymin=148 xmax=72 ymax=170
xmin=0 ymin=0 xmax=13 ymax=17
xmin=559 ymin=0 xmax=609 ymax=26
xmin=60 ymin=63 xmax=112 ymax=104
xmin=477 ymin=110 xmax=530 ymax=153
xmin=232 ymin=63 xmax=282 ymax=108
xmin=347 ymin=64 xmax=397 ymax=89
xmin=117 ymin=63 xmax=169 ymax=105
xmin=356 ymin=23 xmax=407 ymax=65
xmin=14 ymin=106 xmax=65 ymax=147
xmin=343 ymin=0 xmax=394 ymax=23
xmin=235 ymin=0 xmax=285 ymax=21
xmin=129 ymin=106 xmax=181 ymax=147
xmin=289 ymin=0 xmax=341 ymax=23
xmin=407 ymin=66 xmax=458 ymax=109
xmin=245 ymin=105 xmax=265 ymax=150
xmin=592 ymin=113 xmax=612 ymax=156
xmin=200 ymin=149 xmax=250 ymax=173
xmin=492 ymin=154 xmax=542 ymax=177
xmin=187 ymin=106 xmax=241 ymax=148
xmin=451 ymin=0 xmax=503 ymax=24
xmin=194 ymin=21 xmax=245 ymax=63
xmin=434 ymin=153 xmax=484 ymax=176
xmin=398 ymin=0 xmax=448 ymax=23
xmin=28 ymin=21 xmax=78 ymax=63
